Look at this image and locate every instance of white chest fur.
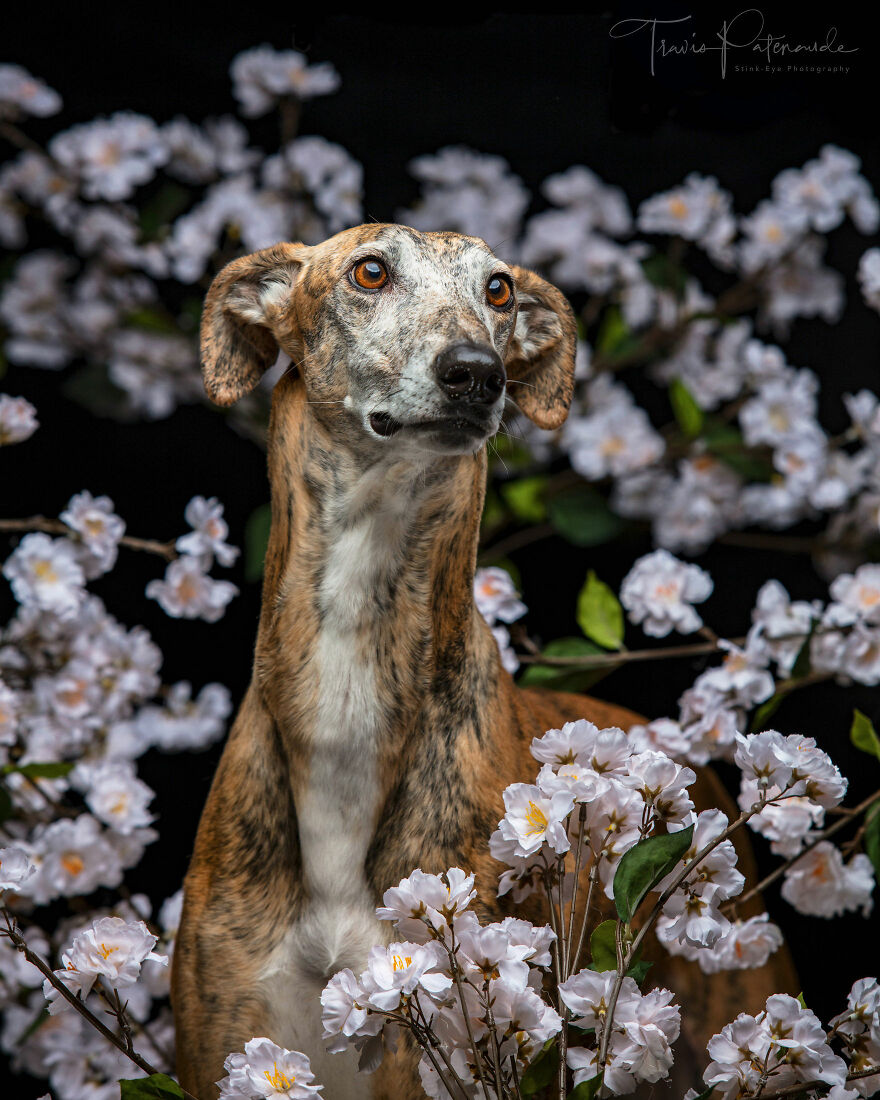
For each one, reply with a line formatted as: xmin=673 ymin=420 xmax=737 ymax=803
xmin=258 ymin=465 xmax=421 ymax=1091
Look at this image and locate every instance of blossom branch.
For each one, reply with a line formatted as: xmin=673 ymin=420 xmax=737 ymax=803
xmin=0 ymin=516 xmax=178 ymax=560
xmin=0 ymin=910 xmax=200 ymax=1100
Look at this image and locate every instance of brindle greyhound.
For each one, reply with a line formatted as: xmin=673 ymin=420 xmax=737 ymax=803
xmin=172 ymin=224 xmax=796 ymax=1098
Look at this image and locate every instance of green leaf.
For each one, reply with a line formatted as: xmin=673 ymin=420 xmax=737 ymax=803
xmin=244 ymin=503 xmax=272 ymax=585
xmin=138 ymin=182 xmax=192 ymax=240
xmin=627 ymin=958 xmax=653 ymax=983
xmin=501 ymin=476 xmax=549 ymax=524
xmin=701 ymin=420 xmax=774 ymax=482
xmin=2 ymin=761 xmax=75 ymax=779
xmin=519 ymin=637 xmax=608 ymax=694
xmin=589 ymin=919 xmax=618 ymax=971
xmin=863 ymin=802 xmax=880 ymax=879
xmin=613 ymin=825 xmax=694 ymax=923
xmin=750 ymin=692 xmax=784 ymax=733
xmin=797 ymin=992 xmax=807 ymax=1009
xmin=125 ymin=307 xmax=179 ymax=334
xmin=790 ymin=630 xmax=813 ymax=680
xmin=596 ymin=306 xmax=640 ymax=360
xmin=569 ymin=1073 xmax=603 ymax=1100
xmin=589 ymin=919 xmax=651 ymax=981
xmin=521 ymin=1038 xmax=560 ymax=1095
xmin=688 ymin=1087 xmax=716 ymax=1100
xmin=119 ymin=1074 xmax=186 ymax=1099
xmin=576 ymin=571 xmax=624 ymax=651
xmin=548 ymin=486 xmax=625 ymax=548
xmin=669 ymin=378 xmax=704 ymax=439
xmin=641 ymin=253 xmax=687 ymax=296
xmin=850 ymin=710 xmax=880 ymax=763
xmin=481 ymin=487 xmax=506 ymax=534
xmin=0 ymin=783 xmax=12 ymax=824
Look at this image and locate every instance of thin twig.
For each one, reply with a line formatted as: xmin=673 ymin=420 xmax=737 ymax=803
xmin=724 ymin=787 xmax=880 ymax=915
xmin=752 ymin=1064 xmax=880 ymax=1100
xmin=0 ymin=911 xmax=201 ymax=1100
xmin=0 ymin=516 xmax=177 ymax=561
xmin=519 ymin=637 xmax=743 ymax=670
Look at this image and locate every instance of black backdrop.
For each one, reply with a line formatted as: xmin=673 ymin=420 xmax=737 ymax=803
xmin=3 ymin=5 xmax=879 ymax=1095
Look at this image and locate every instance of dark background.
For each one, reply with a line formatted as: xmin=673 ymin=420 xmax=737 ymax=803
xmin=2 ymin=5 xmax=879 ymax=1094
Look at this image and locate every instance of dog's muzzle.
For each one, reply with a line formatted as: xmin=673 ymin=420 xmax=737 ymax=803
xmin=433 ymin=343 xmax=506 ymax=407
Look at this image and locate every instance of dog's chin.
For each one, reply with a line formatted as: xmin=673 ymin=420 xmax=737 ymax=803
xmin=366 ymin=411 xmax=498 ymax=455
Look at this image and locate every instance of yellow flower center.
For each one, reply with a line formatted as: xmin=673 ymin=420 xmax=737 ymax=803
xmin=61 ymin=853 xmax=84 ymax=876
xmin=858 ymin=586 xmax=880 ymax=608
xmin=264 ymin=1062 xmax=294 ymax=1089
xmin=764 ymin=223 xmax=783 ymax=242
xmin=99 ymin=942 xmax=119 ymax=960
xmin=524 ymin=801 xmax=548 ymax=836
xmin=33 ymin=560 xmax=58 ymax=583
xmin=391 ymin=954 xmax=413 ymax=971
xmin=668 ymin=196 xmax=689 ymax=219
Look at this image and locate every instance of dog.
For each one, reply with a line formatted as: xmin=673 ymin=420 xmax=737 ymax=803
xmin=172 ymin=224 xmax=796 ymax=1099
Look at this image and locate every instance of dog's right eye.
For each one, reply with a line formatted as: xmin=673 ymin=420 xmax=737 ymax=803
xmin=350 ymin=259 xmax=389 ymax=291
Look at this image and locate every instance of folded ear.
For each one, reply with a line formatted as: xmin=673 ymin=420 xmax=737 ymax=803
xmin=504 ymin=265 xmax=577 ymax=430
xmin=200 ymin=242 xmax=309 ymax=406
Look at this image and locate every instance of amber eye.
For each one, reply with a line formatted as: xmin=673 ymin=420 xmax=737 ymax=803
xmin=486 ymin=274 xmax=513 ymax=310
xmin=351 ymin=258 xmax=389 ymax=290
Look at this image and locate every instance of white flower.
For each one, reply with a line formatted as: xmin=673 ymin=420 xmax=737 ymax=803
xmin=0 ymin=394 xmax=38 ymax=444
xmin=320 ymin=969 xmax=382 ymax=1052
xmin=559 ymin=969 xmax=635 ymax=1029
xmin=0 ymin=845 xmax=36 ymax=893
xmin=498 ymin=782 xmax=573 ymax=856
xmin=146 ymin=556 xmax=238 ymax=622
xmin=829 ymin=565 xmax=880 ymax=626
xmin=176 ymin=496 xmax=239 ymax=568
xmin=695 ymin=914 xmax=784 ymax=974
xmin=3 ymin=533 xmax=85 ymax=619
xmin=491 ymin=625 xmax=520 ymax=674
xmin=231 ymin=45 xmax=341 ymax=116
xmin=738 ymin=199 xmax=808 ymax=272
xmin=620 ymin=750 xmax=696 ymax=824
xmin=781 ymin=843 xmax=874 ymax=918
xmin=735 ymin=731 xmax=847 ymax=809
xmin=615 ymin=986 xmax=681 ymax=1083
xmin=858 ymin=248 xmax=880 ymax=311
xmin=361 ymin=941 xmax=450 ymax=1012
xmin=627 ymin=717 xmax=690 ymax=759
xmin=531 ymin=719 xmax=602 ymax=767
xmin=563 ymin=399 xmax=664 ymax=480
xmin=26 ymin=814 xmax=131 ymax=904
xmin=0 ymin=64 xmax=61 ymax=118
xmin=134 ymin=681 xmax=231 ymax=752
xmin=638 ymin=174 xmax=735 ymax=262
xmin=474 ymin=567 xmax=527 ymax=626
xmin=107 ymin=329 xmax=201 ymax=419
xmin=398 ymin=146 xmax=529 ymax=249
xmin=220 ymin=1036 xmax=322 ymax=1097
xmin=60 ymin=492 xmax=126 ymax=579
xmin=695 ymin=641 xmax=775 ymax=712
xmin=704 ymin=1011 xmax=771 ymax=1099
xmin=49 ymin=113 xmax=168 ymax=201
xmin=263 ymin=136 xmax=363 ymax=233
xmin=376 ymin=867 xmax=476 ymax=942
xmin=739 ymin=369 xmax=819 ymax=447
xmin=620 ymin=550 xmax=713 ymax=638
xmin=44 ymin=917 xmax=166 ymax=1013
xmin=746 ymin=581 xmax=819 ymax=676
xmin=739 ymin=782 xmax=823 ymax=858
xmin=74 ymin=760 xmax=155 ymax=835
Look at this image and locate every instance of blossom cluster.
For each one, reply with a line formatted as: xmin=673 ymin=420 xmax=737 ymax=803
xmin=474 ymin=566 xmax=527 ymax=673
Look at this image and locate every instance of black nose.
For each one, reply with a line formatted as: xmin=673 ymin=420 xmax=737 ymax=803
xmin=434 ymin=343 xmax=506 ymax=406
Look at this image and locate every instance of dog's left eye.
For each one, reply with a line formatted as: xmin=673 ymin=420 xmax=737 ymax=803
xmin=351 ymin=258 xmax=389 ymax=290
xmin=486 ymin=274 xmax=513 ymax=310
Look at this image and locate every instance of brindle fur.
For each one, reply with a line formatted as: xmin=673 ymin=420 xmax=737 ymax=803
xmin=173 ymin=225 xmax=796 ymax=1099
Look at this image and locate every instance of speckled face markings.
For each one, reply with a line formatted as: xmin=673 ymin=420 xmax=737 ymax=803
xmin=288 ymin=224 xmax=517 ymax=458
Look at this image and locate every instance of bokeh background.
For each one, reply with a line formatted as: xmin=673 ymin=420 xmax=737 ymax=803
xmin=2 ymin=5 xmax=879 ymax=1094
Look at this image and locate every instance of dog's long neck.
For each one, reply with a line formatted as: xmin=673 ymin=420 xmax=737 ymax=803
xmin=254 ymin=376 xmax=504 ymax=969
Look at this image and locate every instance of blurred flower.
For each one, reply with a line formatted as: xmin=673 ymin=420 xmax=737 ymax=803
xmin=0 ymin=394 xmax=38 ymax=445
xmin=231 ymin=45 xmax=340 ymax=117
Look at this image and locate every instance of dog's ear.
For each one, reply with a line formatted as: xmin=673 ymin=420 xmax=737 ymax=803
xmin=504 ymin=265 xmax=577 ymax=430
xmin=200 ymin=242 xmax=309 ymax=406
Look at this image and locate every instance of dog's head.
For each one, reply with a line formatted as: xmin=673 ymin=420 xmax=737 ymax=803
xmin=200 ymin=223 xmax=577 ymax=456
